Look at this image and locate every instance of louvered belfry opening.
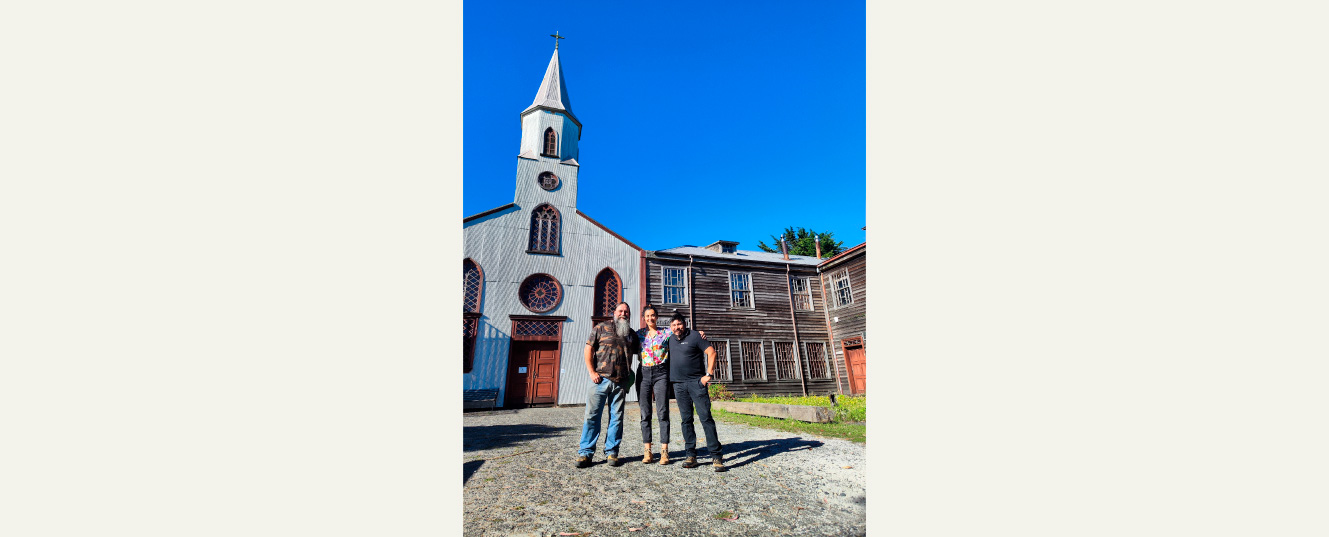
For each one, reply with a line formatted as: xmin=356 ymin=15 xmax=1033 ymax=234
xmin=592 ymin=268 xmax=621 ymax=324
xmin=543 ymin=128 xmax=558 ymax=157
xmin=528 ymin=204 xmax=560 ymax=253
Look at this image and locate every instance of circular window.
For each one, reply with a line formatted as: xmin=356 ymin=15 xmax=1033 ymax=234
xmin=518 ymin=273 xmax=562 ymax=313
xmin=537 ymin=172 xmax=559 ymax=191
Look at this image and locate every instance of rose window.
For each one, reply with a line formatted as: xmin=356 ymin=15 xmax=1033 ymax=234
xmin=538 ymin=172 xmax=559 ymax=191
xmin=518 ymin=273 xmax=562 ymax=313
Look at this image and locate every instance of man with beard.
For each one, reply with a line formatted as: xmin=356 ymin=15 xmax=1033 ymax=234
xmin=576 ymin=301 xmax=641 ymax=468
xmin=664 ymin=311 xmax=725 ymax=472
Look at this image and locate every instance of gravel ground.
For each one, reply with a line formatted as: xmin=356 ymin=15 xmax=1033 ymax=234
xmin=463 ymin=404 xmax=867 ymax=537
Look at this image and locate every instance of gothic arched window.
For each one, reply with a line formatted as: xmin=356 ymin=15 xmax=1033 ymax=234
xmin=462 ymin=258 xmax=484 ymax=374
xmin=592 ymin=268 xmax=622 ymax=324
xmin=543 ymin=128 xmax=558 ymax=157
xmin=528 ymin=204 xmax=560 ymax=254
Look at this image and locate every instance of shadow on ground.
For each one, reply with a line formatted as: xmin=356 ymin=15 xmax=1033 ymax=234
xmin=462 ymin=460 xmax=484 ymax=485
xmin=463 ymin=423 xmax=573 ymax=452
xmin=676 ymin=437 xmax=824 ymax=469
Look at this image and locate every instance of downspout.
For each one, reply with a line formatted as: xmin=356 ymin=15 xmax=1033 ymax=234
xmin=639 ymin=250 xmax=647 ymax=321
xmin=687 ymin=255 xmax=695 ymax=327
xmin=816 ymin=236 xmax=845 ymax=395
xmin=786 ymin=262 xmax=807 ymax=396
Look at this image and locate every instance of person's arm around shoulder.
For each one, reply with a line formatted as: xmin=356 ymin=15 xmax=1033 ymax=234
xmin=699 ymin=334 xmax=716 ymax=386
xmin=585 ymin=326 xmax=602 ymax=384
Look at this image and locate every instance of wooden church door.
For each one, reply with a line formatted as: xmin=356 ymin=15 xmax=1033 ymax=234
xmin=505 ymin=341 xmax=560 ymax=406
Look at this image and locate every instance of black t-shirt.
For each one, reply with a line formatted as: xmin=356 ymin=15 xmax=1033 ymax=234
xmin=665 ymin=329 xmax=711 ymax=381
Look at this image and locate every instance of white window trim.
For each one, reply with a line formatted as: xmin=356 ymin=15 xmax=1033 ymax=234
xmin=727 ymin=271 xmax=754 ymax=309
xmin=791 ymin=276 xmax=814 ymax=311
xmin=711 ymin=339 xmax=732 ymax=382
xmin=773 ymin=340 xmax=801 ymax=381
xmin=661 ymin=265 xmax=688 ymax=306
xmin=737 ymin=339 xmax=766 ymax=382
xmin=802 ymin=340 xmax=831 ymax=380
xmin=829 ymin=269 xmax=854 ymax=310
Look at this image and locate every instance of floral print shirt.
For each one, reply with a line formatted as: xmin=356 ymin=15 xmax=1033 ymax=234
xmin=636 ymin=327 xmax=670 ymax=367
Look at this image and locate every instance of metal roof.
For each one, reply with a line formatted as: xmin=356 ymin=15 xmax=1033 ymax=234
xmin=520 ymin=50 xmax=580 ymax=125
xmin=654 ymin=246 xmax=821 ymax=266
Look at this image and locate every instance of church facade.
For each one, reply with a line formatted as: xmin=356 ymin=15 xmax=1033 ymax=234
xmin=462 ymin=49 xmax=643 ymax=408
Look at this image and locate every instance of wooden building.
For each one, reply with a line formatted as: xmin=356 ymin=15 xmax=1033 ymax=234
xmin=818 ymin=242 xmax=867 ymax=394
xmin=644 ymin=241 xmax=847 ymax=397
xmin=462 ymin=48 xmax=643 ymax=408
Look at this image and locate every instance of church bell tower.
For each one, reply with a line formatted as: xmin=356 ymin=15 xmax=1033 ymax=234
xmin=513 ymin=45 xmax=582 ymax=212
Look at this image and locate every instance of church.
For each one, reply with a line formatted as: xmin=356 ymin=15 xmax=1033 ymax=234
xmin=462 ymin=47 xmax=644 ymax=408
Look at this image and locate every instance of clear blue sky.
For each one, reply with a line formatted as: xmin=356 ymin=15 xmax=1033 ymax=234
xmin=464 ymin=0 xmax=866 ymax=253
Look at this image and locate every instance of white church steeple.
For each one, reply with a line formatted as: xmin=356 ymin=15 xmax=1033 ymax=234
xmin=514 ymin=46 xmax=582 ymax=209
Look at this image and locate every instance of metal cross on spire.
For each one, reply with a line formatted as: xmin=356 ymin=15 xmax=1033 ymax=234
xmin=550 ymin=31 xmax=565 ymax=49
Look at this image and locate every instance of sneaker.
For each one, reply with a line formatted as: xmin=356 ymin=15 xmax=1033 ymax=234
xmin=658 ymin=451 xmax=670 ymax=465
xmin=608 ymin=454 xmax=622 ymax=467
xmin=712 ymin=455 xmax=726 ymax=472
xmin=681 ymin=456 xmax=699 ymax=469
xmin=575 ymin=455 xmax=592 ymax=469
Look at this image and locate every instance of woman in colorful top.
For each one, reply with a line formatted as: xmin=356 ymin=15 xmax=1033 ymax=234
xmin=636 ymin=304 xmax=701 ymax=464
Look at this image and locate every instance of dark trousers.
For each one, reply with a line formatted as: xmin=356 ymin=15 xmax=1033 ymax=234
xmin=637 ymin=364 xmax=670 ymax=444
xmin=672 ymin=379 xmax=722 ymax=458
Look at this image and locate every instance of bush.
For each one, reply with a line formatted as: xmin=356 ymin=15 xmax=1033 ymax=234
xmin=834 ymin=395 xmax=867 ymax=422
xmin=708 ymin=383 xmax=736 ymax=401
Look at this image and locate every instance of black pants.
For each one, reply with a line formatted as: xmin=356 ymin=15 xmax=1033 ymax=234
xmin=672 ymin=379 xmax=722 ymax=458
xmin=637 ymin=364 xmax=670 ymax=443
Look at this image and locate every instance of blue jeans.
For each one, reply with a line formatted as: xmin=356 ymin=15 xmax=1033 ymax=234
xmin=579 ymin=378 xmax=627 ymax=457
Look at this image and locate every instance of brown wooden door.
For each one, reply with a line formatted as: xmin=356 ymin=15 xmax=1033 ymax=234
xmin=529 ymin=346 xmax=559 ymax=404
xmin=506 ymin=341 xmax=560 ymax=407
xmin=845 ymin=344 xmax=866 ymax=394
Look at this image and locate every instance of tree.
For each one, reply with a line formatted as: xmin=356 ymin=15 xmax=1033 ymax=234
xmin=756 ymin=226 xmax=845 ymax=258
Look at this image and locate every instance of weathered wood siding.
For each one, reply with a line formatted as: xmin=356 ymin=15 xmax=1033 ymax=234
xmin=645 ymin=256 xmax=838 ymax=397
xmin=822 ymin=248 xmax=867 ymax=389
xmin=463 ymin=206 xmax=641 ymax=406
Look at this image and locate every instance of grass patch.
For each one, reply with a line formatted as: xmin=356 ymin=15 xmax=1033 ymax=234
xmin=711 ymin=407 xmax=866 ymax=443
xmin=734 ymin=394 xmax=867 ymax=422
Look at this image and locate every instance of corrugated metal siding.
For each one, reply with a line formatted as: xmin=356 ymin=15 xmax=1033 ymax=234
xmin=519 ymin=110 xmax=580 ymax=162
xmin=513 ymin=156 xmax=579 ymax=209
xmin=463 ymin=206 xmax=641 ymax=406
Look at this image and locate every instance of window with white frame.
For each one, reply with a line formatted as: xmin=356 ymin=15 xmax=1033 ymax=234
xmin=662 ymin=266 xmax=687 ymax=305
xmin=829 ymin=269 xmax=853 ymax=309
xmin=729 ymin=272 xmax=753 ymax=308
xmin=804 ymin=341 xmax=830 ymax=379
xmin=773 ymin=341 xmax=799 ymax=380
xmin=739 ymin=340 xmax=765 ymax=381
xmin=710 ymin=340 xmax=731 ymax=382
xmin=791 ymin=276 xmax=813 ymax=311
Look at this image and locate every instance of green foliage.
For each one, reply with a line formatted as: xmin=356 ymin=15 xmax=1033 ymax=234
xmin=834 ymin=395 xmax=867 ymax=422
xmin=756 ymin=226 xmax=846 ymax=258
xmin=708 ymin=382 xmax=736 ymax=401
